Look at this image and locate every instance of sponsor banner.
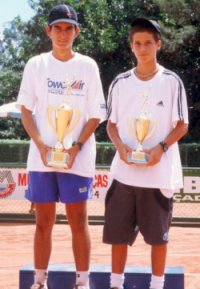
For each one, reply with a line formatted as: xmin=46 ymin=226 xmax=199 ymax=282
xmin=0 ymin=169 xmax=28 ymax=200
xmin=174 ymin=176 xmax=200 ymax=203
xmin=0 ymin=168 xmax=200 ymax=203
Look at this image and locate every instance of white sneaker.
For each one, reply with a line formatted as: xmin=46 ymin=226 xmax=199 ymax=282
xmin=30 ymin=283 xmax=47 ymax=289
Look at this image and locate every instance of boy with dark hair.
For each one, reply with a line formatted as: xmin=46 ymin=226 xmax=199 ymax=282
xmin=17 ymin=4 xmax=106 ymax=289
xmin=103 ymin=17 xmax=188 ymax=289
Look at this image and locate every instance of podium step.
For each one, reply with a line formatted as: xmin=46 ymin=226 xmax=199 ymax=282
xmin=19 ymin=263 xmax=184 ymax=289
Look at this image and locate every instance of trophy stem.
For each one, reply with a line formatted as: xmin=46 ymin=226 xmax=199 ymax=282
xmin=55 ymin=141 xmax=64 ymax=151
xmin=136 ymin=142 xmax=143 ymax=152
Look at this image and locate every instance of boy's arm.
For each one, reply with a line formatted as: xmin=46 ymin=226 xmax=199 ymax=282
xmin=107 ymin=120 xmax=132 ymax=164
xmin=66 ymin=118 xmax=101 ymax=168
xmin=146 ymin=120 xmax=188 ymax=166
xmin=21 ymin=105 xmax=50 ymax=166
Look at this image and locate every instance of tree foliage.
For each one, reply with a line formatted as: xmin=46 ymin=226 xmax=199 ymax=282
xmin=0 ymin=0 xmax=199 ymax=141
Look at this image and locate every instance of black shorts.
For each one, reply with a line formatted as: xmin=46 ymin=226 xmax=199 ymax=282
xmin=103 ymin=179 xmax=173 ymax=246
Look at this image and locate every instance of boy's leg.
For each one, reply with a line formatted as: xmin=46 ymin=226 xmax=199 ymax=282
xmin=112 ymin=244 xmax=128 ymax=273
xmin=26 ymin=172 xmax=58 ymax=287
xmin=103 ymin=180 xmax=138 ymax=289
xmin=135 ymin=188 xmax=171 ymax=289
xmin=149 ymin=244 xmax=166 ymax=289
xmin=110 ymin=244 xmax=127 ymax=288
xmin=151 ymin=244 xmax=167 ymax=276
xmin=58 ymin=172 xmax=93 ymax=288
xmin=34 ymin=202 xmax=56 ymax=285
xmin=66 ymin=201 xmax=90 ymax=286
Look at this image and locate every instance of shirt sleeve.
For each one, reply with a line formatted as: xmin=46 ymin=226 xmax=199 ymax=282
xmin=172 ymin=76 xmax=189 ymax=125
xmin=86 ymin=60 xmax=106 ymax=122
xmin=17 ymin=58 xmax=37 ymax=112
xmin=107 ymin=78 xmax=119 ymax=124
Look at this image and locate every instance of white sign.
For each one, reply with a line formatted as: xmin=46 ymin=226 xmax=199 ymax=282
xmin=0 ymin=168 xmax=200 ymax=203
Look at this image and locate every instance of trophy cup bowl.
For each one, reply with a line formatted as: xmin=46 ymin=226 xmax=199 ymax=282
xmin=47 ymin=104 xmax=80 ymax=168
xmin=127 ymin=116 xmax=156 ymax=164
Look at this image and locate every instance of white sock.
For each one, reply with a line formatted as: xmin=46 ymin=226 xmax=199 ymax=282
xmin=150 ymin=274 xmax=165 ymax=289
xmin=110 ymin=273 xmax=124 ymax=289
xmin=76 ymin=271 xmax=89 ymax=286
xmin=34 ymin=269 xmax=47 ymax=285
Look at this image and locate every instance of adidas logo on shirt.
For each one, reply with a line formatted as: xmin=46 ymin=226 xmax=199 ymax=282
xmin=157 ymin=100 xmax=164 ymax=107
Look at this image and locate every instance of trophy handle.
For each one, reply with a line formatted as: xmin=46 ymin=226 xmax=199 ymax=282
xmin=65 ymin=109 xmax=81 ymax=136
xmin=47 ymin=106 xmax=57 ymax=133
xmin=145 ymin=119 xmax=157 ymax=140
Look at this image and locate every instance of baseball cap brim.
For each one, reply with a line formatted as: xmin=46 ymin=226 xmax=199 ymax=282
xmin=49 ymin=19 xmax=79 ymax=26
xmin=131 ymin=17 xmax=161 ymax=34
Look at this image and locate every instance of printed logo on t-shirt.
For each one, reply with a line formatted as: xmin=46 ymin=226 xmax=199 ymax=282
xmin=157 ymin=100 xmax=164 ymax=107
xmin=47 ymin=78 xmax=85 ymax=95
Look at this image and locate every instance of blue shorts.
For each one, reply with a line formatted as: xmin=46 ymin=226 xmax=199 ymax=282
xmin=25 ymin=172 xmax=93 ymax=204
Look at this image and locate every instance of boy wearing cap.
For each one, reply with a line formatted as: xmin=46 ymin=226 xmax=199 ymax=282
xmin=103 ymin=17 xmax=188 ymax=289
xmin=17 ymin=4 xmax=106 ymax=289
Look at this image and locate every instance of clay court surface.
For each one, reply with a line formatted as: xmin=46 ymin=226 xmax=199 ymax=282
xmin=0 ymin=221 xmax=200 ymax=289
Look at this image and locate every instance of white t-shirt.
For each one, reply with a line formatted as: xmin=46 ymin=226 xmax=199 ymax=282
xmin=17 ymin=52 xmax=106 ymax=177
xmin=107 ymin=65 xmax=188 ymax=197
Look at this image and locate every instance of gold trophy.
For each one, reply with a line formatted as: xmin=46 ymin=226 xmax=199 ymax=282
xmin=47 ymin=104 xmax=80 ymax=168
xmin=127 ymin=94 xmax=157 ymax=164
xmin=47 ymin=77 xmax=80 ymax=168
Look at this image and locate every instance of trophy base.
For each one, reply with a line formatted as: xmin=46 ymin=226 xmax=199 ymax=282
xmin=127 ymin=151 xmax=149 ymax=164
xmin=47 ymin=150 xmax=70 ymax=169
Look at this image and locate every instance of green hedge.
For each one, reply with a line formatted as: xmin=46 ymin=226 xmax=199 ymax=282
xmin=0 ymin=140 xmax=199 ymax=167
xmin=0 ymin=140 xmax=29 ymax=163
xmin=179 ymin=143 xmax=200 ymax=167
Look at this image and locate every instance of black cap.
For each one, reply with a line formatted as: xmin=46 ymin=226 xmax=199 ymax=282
xmin=48 ymin=4 xmax=78 ymax=26
xmin=131 ymin=17 xmax=161 ymax=34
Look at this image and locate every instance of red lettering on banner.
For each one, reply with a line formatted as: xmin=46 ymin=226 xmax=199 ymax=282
xmin=102 ymin=174 xmax=108 ymax=187
xmin=93 ymin=174 xmax=108 ymax=189
xmin=18 ymin=173 xmax=29 ymax=186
